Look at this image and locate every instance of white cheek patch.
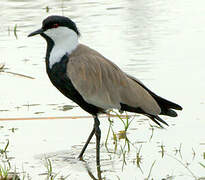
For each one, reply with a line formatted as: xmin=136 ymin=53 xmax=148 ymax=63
xmin=44 ymin=27 xmax=79 ymax=68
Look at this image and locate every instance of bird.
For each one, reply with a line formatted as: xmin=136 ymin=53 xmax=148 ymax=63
xmin=28 ymin=15 xmax=182 ymax=167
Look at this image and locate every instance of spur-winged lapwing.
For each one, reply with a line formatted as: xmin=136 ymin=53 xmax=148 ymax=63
xmin=28 ymin=15 xmax=182 ymax=167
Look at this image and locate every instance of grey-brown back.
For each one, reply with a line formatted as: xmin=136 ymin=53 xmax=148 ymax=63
xmin=67 ymin=44 xmax=161 ymax=115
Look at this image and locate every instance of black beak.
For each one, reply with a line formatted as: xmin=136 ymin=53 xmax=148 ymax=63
xmin=28 ymin=28 xmax=44 ymax=37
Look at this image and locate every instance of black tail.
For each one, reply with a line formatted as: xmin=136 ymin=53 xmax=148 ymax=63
xmin=121 ymin=103 xmax=172 ymax=128
xmin=127 ymin=74 xmax=183 ymax=117
xmin=153 ymin=95 xmax=182 ymax=117
xmin=126 ymin=74 xmax=183 ymax=127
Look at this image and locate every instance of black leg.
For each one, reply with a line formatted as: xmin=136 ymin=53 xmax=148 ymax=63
xmin=94 ymin=116 xmax=101 ymax=167
xmin=78 ymin=115 xmax=101 ymax=168
xmin=78 ymin=127 xmax=95 ymax=159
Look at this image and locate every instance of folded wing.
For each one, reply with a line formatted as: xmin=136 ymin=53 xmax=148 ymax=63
xmin=67 ymin=44 xmax=161 ymax=115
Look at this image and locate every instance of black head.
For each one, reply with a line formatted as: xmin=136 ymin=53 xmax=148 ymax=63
xmin=28 ymin=15 xmax=80 ymax=37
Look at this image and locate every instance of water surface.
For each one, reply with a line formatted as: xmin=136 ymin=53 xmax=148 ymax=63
xmin=0 ymin=0 xmax=205 ymax=179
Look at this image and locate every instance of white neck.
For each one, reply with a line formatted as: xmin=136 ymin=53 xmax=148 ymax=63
xmin=44 ymin=27 xmax=79 ymax=68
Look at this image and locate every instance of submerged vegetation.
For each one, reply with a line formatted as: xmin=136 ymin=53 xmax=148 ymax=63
xmin=0 ymin=113 xmax=204 ymax=179
xmin=0 ymin=140 xmax=20 ymax=180
xmin=14 ymin=24 xmax=18 ymax=39
xmin=0 ymin=63 xmax=35 ymax=80
xmin=7 ymin=24 xmax=18 ymax=39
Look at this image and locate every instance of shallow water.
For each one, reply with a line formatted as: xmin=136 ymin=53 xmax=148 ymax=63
xmin=0 ymin=0 xmax=205 ymax=179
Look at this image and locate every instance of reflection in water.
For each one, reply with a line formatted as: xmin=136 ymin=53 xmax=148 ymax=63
xmin=33 ymin=115 xmax=142 ymax=179
xmin=35 ymin=151 xmax=104 ymax=180
xmin=85 ymin=161 xmax=102 ymax=180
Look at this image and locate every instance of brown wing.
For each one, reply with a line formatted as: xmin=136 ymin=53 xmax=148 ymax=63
xmin=67 ymin=44 xmax=161 ymax=115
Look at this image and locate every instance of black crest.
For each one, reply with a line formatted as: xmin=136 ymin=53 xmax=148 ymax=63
xmin=42 ymin=15 xmax=80 ymax=36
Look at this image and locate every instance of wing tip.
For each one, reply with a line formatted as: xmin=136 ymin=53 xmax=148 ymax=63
xmin=148 ymin=115 xmax=169 ymax=128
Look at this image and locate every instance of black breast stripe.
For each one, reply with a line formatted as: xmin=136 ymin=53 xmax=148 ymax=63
xmin=46 ymin=54 xmax=103 ymax=115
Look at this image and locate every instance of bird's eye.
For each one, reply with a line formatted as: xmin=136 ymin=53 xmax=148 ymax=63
xmin=52 ymin=23 xmax=59 ymax=28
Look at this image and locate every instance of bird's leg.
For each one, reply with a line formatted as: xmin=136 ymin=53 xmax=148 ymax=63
xmin=78 ymin=115 xmax=101 ymax=167
xmin=78 ymin=127 xmax=95 ymax=160
xmin=94 ymin=115 xmax=101 ymax=167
